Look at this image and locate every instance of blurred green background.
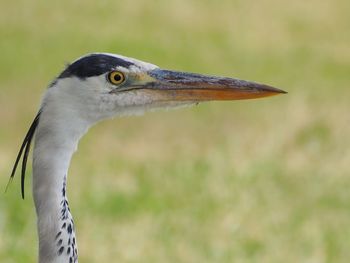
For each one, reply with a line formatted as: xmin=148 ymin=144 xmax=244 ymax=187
xmin=1 ymin=0 xmax=349 ymax=262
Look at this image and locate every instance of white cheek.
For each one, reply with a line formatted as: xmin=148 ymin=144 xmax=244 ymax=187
xmin=113 ymin=91 xmax=154 ymax=107
xmin=97 ymin=91 xmax=154 ymax=117
xmin=107 ymin=91 xmax=196 ymax=117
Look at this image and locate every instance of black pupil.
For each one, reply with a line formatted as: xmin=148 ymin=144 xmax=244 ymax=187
xmin=113 ymin=73 xmax=122 ymax=82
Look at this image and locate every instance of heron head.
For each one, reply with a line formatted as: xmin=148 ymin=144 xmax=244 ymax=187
xmin=44 ymin=53 xmax=286 ymax=123
xmin=10 ymin=53 xmax=286 ymax=199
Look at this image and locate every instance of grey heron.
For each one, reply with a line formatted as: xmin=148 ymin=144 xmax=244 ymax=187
xmin=9 ymin=53 xmax=285 ymax=263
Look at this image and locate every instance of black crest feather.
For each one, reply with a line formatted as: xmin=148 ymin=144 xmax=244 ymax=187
xmin=7 ymin=111 xmax=41 ymax=199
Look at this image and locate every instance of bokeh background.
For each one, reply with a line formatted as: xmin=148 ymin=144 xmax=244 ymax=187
xmin=1 ymin=0 xmax=349 ymax=262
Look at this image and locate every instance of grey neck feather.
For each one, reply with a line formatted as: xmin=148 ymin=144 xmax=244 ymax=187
xmin=33 ymin=104 xmax=90 ymax=263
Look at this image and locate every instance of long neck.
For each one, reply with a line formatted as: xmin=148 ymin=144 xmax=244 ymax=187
xmin=33 ymin=106 xmax=90 ymax=263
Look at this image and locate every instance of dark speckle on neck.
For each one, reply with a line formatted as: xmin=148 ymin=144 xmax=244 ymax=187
xmin=58 ymin=246 xmax=64 ymax=255
xmin=55 ymin=175 xmax=78 ymax=262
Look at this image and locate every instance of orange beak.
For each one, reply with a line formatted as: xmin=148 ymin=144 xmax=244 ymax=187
xmin=136 ymin=69 xmax=286 ymax=101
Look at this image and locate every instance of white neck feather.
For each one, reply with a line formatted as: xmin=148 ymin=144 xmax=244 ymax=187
xmin=33 ymin=99 xmax=90 ymax=263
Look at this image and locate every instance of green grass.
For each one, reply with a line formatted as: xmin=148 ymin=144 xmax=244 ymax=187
xmin=1 ymin=0 xmax=350 ymax=262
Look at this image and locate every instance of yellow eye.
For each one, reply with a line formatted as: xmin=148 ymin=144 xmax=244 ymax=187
xmin=108 ymin=71 xmax=125 ymax=85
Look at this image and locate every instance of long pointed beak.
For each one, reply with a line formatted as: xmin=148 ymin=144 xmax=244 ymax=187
xmin=139 ymin=69 xmax=286 ymax=101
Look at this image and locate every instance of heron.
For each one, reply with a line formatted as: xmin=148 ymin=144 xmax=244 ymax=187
xmin=9 ymin=53 xmax=285 ymax=263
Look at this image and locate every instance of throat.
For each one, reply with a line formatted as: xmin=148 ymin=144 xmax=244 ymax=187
xmin=32 ymin=108 xmax=90 ymax=263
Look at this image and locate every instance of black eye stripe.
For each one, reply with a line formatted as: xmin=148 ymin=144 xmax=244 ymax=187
xmin=58 ymin=54 xmax=134 ymax=79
